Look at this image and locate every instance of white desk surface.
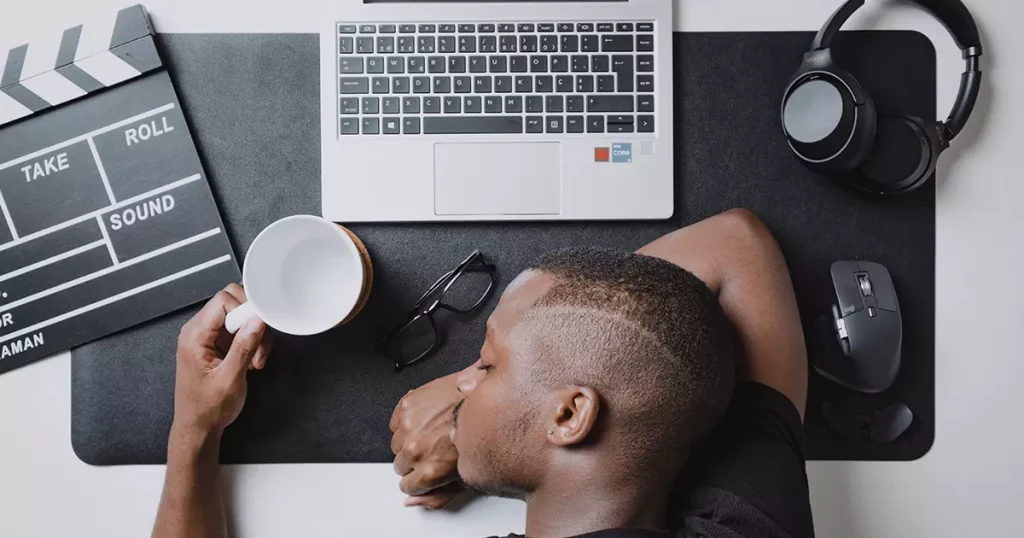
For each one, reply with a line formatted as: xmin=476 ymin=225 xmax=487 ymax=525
xmin=1 ymin=0 xmax=1021 ymax=536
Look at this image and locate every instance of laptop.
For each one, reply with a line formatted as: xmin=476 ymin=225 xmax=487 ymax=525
xmin=318 ymin=0 xmax=674 ymax=222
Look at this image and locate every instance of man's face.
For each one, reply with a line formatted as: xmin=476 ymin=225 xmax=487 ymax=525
xmin=450 ymin=270 xmax=554 ymax=498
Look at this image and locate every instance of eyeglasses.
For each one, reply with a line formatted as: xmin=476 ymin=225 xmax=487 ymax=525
xmin=377 ymin=250 xmax=497 ymax=372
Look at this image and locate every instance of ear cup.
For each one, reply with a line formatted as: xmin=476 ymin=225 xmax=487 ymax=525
xmin=782 ymin=72 xmax=876 ymax=174
xmin=859 ymin=116 xmax=938 ymax=193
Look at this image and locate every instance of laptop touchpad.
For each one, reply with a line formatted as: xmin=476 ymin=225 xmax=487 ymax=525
xmin=434 ymin=142 xmax=562 ymax=216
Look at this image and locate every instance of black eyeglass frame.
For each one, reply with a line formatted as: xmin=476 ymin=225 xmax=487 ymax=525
xmin=377 ymin=250 xmax=496 ymax=372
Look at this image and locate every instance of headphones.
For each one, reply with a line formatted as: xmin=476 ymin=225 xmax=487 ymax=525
xmin=781 ymin=0 xmax=983 ymax=194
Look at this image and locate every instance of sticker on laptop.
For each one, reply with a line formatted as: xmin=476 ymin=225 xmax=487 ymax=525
xmin=611 ymin=143 xmax=632 ymax=163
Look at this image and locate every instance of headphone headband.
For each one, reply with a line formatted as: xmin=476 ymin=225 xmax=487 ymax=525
xmin=809 ymin=0 xmax=982 ymax=143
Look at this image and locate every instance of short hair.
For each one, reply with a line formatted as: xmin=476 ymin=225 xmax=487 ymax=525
xmin=517 ymin=247 xmax=737 ymax=465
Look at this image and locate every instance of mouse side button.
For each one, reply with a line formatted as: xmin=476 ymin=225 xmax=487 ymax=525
xmin=831 ymin=261 xmax=865 ymax=315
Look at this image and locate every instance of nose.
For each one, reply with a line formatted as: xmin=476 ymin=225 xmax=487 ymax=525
xmin=456 ymin=360 xmax=483 ymax=394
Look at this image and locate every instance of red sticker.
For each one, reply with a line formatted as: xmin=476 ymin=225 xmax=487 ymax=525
xmin=594 ymin=147 xmax=609 ymax=162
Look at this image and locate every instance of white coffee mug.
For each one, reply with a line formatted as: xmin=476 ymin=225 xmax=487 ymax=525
xmin=225 ymin=215 xmax=372 ymax=336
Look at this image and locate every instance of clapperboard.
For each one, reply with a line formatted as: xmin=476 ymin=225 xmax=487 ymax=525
xmin=0 ymin=5 xmax=240 ymax=374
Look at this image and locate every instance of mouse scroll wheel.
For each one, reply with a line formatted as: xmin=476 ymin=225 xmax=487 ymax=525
xmin=857 ymin=274 xmax=873 ymax=297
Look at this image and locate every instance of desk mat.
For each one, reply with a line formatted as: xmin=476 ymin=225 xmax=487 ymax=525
xmin=71 ymin=31 xmax=935 ymax=464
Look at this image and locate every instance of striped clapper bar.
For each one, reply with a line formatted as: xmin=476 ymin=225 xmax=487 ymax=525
xmin=0 ymin=5 xmax=240 ymax=374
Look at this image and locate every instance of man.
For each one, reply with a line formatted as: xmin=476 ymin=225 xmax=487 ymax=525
xmin=153 ymin=209 xmax=813 ymax=538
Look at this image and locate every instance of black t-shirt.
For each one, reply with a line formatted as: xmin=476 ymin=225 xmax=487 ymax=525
xmin=494 ymin=383 xmax=814 ymax=538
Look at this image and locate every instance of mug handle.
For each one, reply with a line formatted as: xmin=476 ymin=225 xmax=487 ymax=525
xmin=225 ymin=302 xmax=260 ymax=335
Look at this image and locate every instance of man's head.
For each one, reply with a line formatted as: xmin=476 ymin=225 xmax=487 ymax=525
xmin=450 ymin=247 xmax=737 ymax=498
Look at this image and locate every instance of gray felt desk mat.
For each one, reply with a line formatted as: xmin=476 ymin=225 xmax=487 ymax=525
xmin=71 ymin=31 xmax=935 ymax=464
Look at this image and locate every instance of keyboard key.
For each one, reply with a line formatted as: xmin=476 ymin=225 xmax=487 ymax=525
xmin=339 ymin=24 xmax=357 ymax=34
xmin=518 ymin=23 xmax=535 ymax=32
xmin=448 ymin=56 xmax=467 ymax=73
xmin=558 ymin=23 xmax=574 ymax=32
xmin=500 ymin=36 xmax=517 ymax=52
xmin=362 ymin=117 xmax=379 ymax=134
xmin=424 ymin=116 xmax=523 ymax=134
xmin=458 ymin=36 xmax=476 ymax=53
xmin=469 ymin=56 xmax=487 ymax=73
xmin=357 ymin=37 xmax=374 ymax=53
xmin=576 ymin=75 xmax=594 ymax=92
xmin=581 ymin=34 xmax=599 ymax=52
xmin=418 ymin=36 xmax=436 ymax=53
xmin=577 ymin=23 xmax=594 ymax=32
xmin=382 ymin=117 xmax=400 ymax=134
xmin=601 ymin=35 xmax=633 ymax=52
xmin=587 ymin=95 xmax=633 ymax=112
xmin=359 ymin=24 xmax=376 ymax=33
xmin=474 ymin=76 xmax=492 ymax=93
xmin=567 ymin=95 xmax=584 ymax=112
xmin=479 ymin=24 xmax=496 ymax=33
xmin=546 ymin=95 xmax=563 ymax=112
xmin=511 ymin=56 xmax=528 ymax=73
xmin=340 ymin=77 xmax=369 ymax=94
xmin=538 ymin=23 xmax=555 ymax=32
xmin=567 ymin=115 xmax=585 ymax=133
xmin=609 ymin=123 xmax=634 ymax=133
xmin=428 ymin=57 xmax=445 ymax=73
xmin=367 ymin=57 xmax=384 ymax=74
xmin=489 ymin=56 xmax=508 ymax=73
xmin=413 ymin=76 xmax=431 ymax=93
xmin=340 ymin=117 xmax=359 ymax=134
xmin=340 ymin=57 xmax=364 ymax=73
xmin=387 ymin=57 xmax=405 ymax=73
xmin=495 ymin=76 xmax=513 ymax=93
xmin=597 ymin=23 xmax=614 ymax=32
xmin=505 ymin=95 xmax=523 ymax=113
xmin=465 ymin=96 xmax=482 ymax=113
xmin=608 ymin=114 xmax=633 ymax=124
xmin=480 ymin=36 xmax=498 ymax=53
xmin=409 ymin=56 xmax=426 ymax=73
xmin=637 ymin=95 xmax=654 ymax=112
xmin=433 ymin=76 xmax=451 ymax=93
xmin=423 ymin=96 xmax=441 ymax=113
xmin=638 ymin=115 xmax=654 ymax=132
xmin=637 ymin=22 xmax=654 ymax=32
xmin=454 ymin=76 xmax=472 ymax=93
xmin=556 ymin=75 xmax=573 ymax=92
xmin=498 ymin=23 xmax=515 ymax=33
xmin=458 ymin=24 xmax=476 ymax=33
xmin=340 ymin=97 xmax=359 ymax=114
xmin=571 ymin=55 xmax=589 ymax=73
xmin=377 ymin=36 xmax=395 ymax=53
xmin=382 ymin=25 xmax=398 ymax=34
xmin=393 ymin=76 xmax=411 ymax=93
xmin=382 ymin=97 xmax=401 ymax=114
xmin=403 ymin=96 xmax=420 ymax=113
xmin=443 ymin=96 xmax=461 ymax=113
xmin=520 ymin=36 xmax=538 ymax=53
xmin=637 ymin=75 xmax=654 ymax=92
xmin=637 ymin=55 xmax=654 ymax=72
xmin=540 ymin=35 xmax=558 ymax=52
xmin=587 ymin=115 xmax=605 ymax=132
xmin=592 ymin=55 xmax=610 ymax=72
xmin=339 ymin=37 xmax=354 ymax=54
xmin=530 ymin=55 xmax=548 ymax=73
xmin=536 ymin=75 xmax=553 ymax=93
xmin=546 ymin=115 xmax=564 ymax=133
xmin=551 ymin=55 xmax=569 ymax=73
xmin=515 ymin=76 xmax=533 ymax=93
xmin=637 ymin=34 xmax=654 ymax=52
xmin=526 ymin=116 xmax=543 ymax=133
xmin=399 ymin=24 xmax=416 ymax=33
xmin=560 ymin=35 xmax=579 ymax=53
xmin=439 ymin=36 xmax=456 ymax=53
xmin=372 ymin=77 xmax=390 ymax=93
xmin=484 ymin=96 xmax=502 ymax=113
xmin=439 ymin=24 xmax=456 ymax=33
xmin=612 ymin=55 xmax=634 ymax=91
xmin=419 ymin=24 xmax=436 ymax=33
xmin=526 ymin=95 xmax=544 ymax=113
xmin=616 ymin=22 xmax=634 ymax=32
xmin=403 ymin=117 xmax=421 ymax=134
xmin=398 ymin=36 xmax=416 ymax=53
xmin=597 ymin=75 xmax=615 ymax=92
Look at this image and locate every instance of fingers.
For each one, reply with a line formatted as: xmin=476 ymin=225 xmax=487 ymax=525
xmin=399 ymin=461 xmax=456 ymax=496
xmin=250 ymin=329 xmax=275 ymax=370
xmin=183 ymin=286 xmax=243 ymax=349
xmin=218 ymin=318 xmax=267 ymax=380
xmin=403 ymin=483 xmax=464 ymax=509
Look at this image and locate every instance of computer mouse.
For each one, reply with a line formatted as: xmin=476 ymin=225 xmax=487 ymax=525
xmin=821 ymin=401 xmax=913 ymax=444
xmin=814 ymin=260 xmax=903 ymax=393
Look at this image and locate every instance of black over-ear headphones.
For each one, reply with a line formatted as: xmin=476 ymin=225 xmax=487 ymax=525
xmin=781 ymin=0 xmax=983 ymax=194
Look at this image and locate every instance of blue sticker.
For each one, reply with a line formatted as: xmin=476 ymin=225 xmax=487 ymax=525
xmin=611 ymin=143 xmax=632 ymax=163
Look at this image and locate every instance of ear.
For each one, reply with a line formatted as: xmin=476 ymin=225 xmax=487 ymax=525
xmin=547 ymin=386 xmax=600 ymax=447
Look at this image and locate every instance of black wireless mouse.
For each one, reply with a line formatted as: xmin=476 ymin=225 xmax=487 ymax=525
xmin=814 ymin=260 xmax=903 ymax=393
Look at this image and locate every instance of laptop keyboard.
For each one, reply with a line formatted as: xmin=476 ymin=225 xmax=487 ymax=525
xmin=336 ymin=22 xmax=656 ymax=136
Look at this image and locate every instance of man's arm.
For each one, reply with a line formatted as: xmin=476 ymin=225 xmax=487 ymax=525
xmin=637 ymin=208 xmax=807 ymax=417
xmin=153 ymin=285 xmax=272 ymax=538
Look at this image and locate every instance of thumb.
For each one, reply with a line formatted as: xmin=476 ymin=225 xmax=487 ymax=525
xmin=219 ymin=319 xmax=266 ymax=379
